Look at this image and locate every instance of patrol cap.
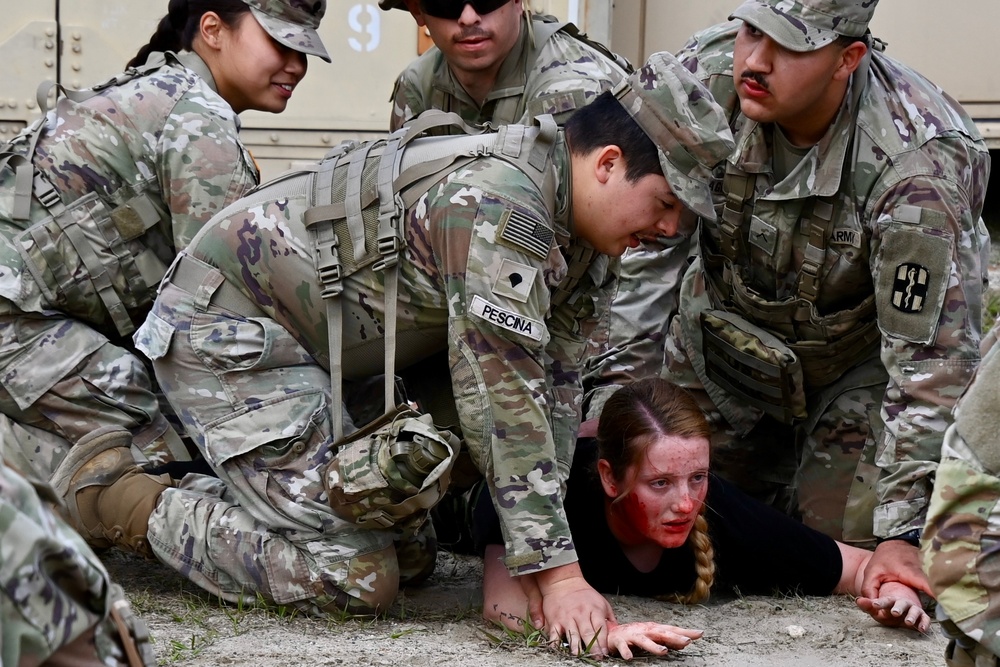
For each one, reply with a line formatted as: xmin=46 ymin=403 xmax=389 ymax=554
xmin=730 ymin=0 xmax=878 ymax=52
xmin=612 ymin=52 xmax=735 ymax=222
xmin=244 ymin=0 xmax=331 ymax=62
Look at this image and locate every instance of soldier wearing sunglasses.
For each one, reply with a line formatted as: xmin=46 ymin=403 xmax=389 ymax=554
xmin=380 ymin=0 xmax=630 ymax=133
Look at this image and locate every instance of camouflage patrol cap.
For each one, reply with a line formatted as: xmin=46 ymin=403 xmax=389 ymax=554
xmin=613 ymin=52 xmax=735 ymax=222
xmin=730 ymin=0 xmax=878 ymax=52
xmin=243 ymin=0 xmax=331 ymax=62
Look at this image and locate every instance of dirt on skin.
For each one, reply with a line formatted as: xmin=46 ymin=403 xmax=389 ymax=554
xmin=104 ymin=549 xmax=947 ymax=667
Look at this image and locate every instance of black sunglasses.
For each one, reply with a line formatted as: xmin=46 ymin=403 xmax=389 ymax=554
xmin=418 ymin=0 xmax=512 ymax=20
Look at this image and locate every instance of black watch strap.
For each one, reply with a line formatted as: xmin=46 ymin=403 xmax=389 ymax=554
xmin=877 ymin=528 xmax=921 ymax=548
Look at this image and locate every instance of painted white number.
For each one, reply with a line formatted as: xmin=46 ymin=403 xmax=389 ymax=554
xmin=348 ymin=4 xmax=381 ymax=52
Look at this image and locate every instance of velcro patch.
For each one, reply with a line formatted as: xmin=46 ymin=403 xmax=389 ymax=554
xmin=830 ymin=228 xmax=862 ymax=249
xmin=469 ymin=295 xmax=543 ymax=341
xmin=876 ymin=222 xmax=951 ymax=345
xmin=748 ymin=215 xmax=777 ymax=255
xmin=498 ymin=208 xmax=553 ymax=260
xmin=492 ymin=258 xmax=537 ymax=303
xmin=891 ymin=263 xmax=929 ymax=313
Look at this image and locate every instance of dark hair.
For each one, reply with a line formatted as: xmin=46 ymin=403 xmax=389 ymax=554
xmin=128 ymin=0 xmax=252 ymax=68
xmin=564 ymin=90 xmax=662 ymax=183
xmin=597 ymin=377 xmax=715 ymax=604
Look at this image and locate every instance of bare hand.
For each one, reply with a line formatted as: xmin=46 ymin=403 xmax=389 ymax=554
xmin=860 ymin=540 xmax=934 ymax=600
xmin=607 ymin=621 xmax=703 ymax=660
xmin=536 ymin=564 xmax=616 ymax=656
xmin=855 ymin=581 xmax=931 ymax=633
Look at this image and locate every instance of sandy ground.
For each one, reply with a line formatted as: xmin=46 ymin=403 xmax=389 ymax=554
xmin=104 ymin=549 xmax=947 ymax=667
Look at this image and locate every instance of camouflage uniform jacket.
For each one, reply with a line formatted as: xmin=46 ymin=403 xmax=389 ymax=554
xmin=181 ymin=137 xmax=614 ymax=575
xmin=388 ymin=14 xmax=627 ymax=132
xmin=673 ymin=21 xmax=991 ymax=538
xmin=923 ymin=329 xmax=1000 ymax=660
xmin=0 ymin=51 xmax=258 ymax=331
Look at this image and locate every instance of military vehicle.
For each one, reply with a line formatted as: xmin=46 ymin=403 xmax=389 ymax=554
xmin=5 ymin=0 xmax=998 ymax=183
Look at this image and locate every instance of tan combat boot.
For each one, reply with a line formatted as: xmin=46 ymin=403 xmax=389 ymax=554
xmin=51 ymin=427 xmax=172 ymax=559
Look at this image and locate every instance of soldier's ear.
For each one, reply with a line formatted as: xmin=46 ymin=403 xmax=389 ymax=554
xmin=198 ymin=11 xmax=226 ymax=51
xmin=593 ymin=145 xmax=624 ymax=185
xmin=835 ymin=40 xmax=868 ymax=81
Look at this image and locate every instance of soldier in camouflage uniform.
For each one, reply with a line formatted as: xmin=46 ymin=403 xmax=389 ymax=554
xmin=51 ymin=53 xmax=734 ymax=654
xmin=0 ymin=0 xmax=329 ymax=479
xmin=586 ymin=0 xmax=990 ymax=599
xmin=1 ymin=426 xmax=155 ymax=667
xmin=924 ymin=330 xmax=1000 ymax=666
xmin=381 ymin=0 xmax=629 ymax=133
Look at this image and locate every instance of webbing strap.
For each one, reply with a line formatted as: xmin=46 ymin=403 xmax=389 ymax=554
xmin=399 ymin=111 xmax=483 ymax=145
xmin=344 ymin=143 xmax=374 ymax=263
xmin=528 ymin=114 xmax=557 ymax=171
xmin=59 ymin=214 xmax=134 ymax=335
xmin=798 ymin=199 xmax=835 ymax=302
xmin=719 ymin=163 xmax=753 ymax=261
xmin=551 ymin=244 xmax=597 ymax=308
xmin=328 ymin=297 xmax=346 ymax=440
xmin=375 ymin=137 xmax=406 ymax=418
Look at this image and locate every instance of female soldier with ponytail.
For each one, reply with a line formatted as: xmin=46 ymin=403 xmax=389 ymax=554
xmin=0 ymin=0 xmax=330 ymax=475
xmin=477 ymin=378 xmax=932 ymax=659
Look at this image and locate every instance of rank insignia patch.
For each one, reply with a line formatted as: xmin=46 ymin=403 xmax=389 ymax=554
xmin=891 ymin=263 xmax=929 ymax=313
xmin=492 ymin=258 xmax=537 ymax=303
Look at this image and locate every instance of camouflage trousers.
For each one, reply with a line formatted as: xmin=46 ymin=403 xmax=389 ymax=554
xmin=134 ymin=267 xmax=434 ymax=616
xmin=940 ymin=615 xmax=1000 ymax=667
xmin=0 ymin=450 xmax=148 ymax=666
xmin=0 ymin=301 xmax=188 ymax=477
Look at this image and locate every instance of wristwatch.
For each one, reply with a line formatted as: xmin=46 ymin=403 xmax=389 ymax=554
xmin=877 ymin=528 xmax=922 ymax=548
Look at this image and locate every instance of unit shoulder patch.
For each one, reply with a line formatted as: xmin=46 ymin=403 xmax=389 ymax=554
xmin=891 ymin=263 xmax=930 ymax=313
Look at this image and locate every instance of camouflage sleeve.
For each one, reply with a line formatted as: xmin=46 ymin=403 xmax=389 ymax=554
xmin=389 ymin=71 xmax=425 ymax=133
xmin=158 ymin=83 xmax=259 ymax=252
xmin=389 ymin=49 xmax=445 ymax=133
xmin=583 ymin=236 xmax=691 ymax=419
xmin=518 ymin=31 xmax=627 ymax=125
xmin=869 ymin=156 xmax=988 ymax=538
xmin=924 ymin=331 xmax=1000 ymax=654
xmin=673 ymin=21 xmax=741 ymax=118
xmin=548 ymin=255 xmax=615 ymax=488
xmin=428 ymin=167 xmax=580 ymax=575
xmin=0 ymin=453 xmax=111 ymax=665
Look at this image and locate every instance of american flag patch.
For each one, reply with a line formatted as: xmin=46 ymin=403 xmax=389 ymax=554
xmin=499 ymin=209 xmax=553 ymax=259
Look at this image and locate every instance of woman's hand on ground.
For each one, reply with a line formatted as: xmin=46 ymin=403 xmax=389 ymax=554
xmin=855 ymin=581 xmax=931 ymax=633
xmin=607 ymin=621 xmax=703 ymax=660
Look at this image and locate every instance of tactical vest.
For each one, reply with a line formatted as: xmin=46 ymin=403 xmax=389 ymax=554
xmin=699 ymin=41 xmax=885 ymax=417
xmin=0 ymin=52 xmax=201 ymax=337
xmin=429 ymin=14 xmax=632 ymax=128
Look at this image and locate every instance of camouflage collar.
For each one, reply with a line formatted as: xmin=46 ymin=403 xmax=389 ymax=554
xmin=173 ymin=51 xmax=218 ymax=96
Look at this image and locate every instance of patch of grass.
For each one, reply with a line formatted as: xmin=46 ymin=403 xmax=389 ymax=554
xmin=478 ymin=616 xmax=603 ymax=665
xmin=984 ymin=286 xmax=1000 ymax=334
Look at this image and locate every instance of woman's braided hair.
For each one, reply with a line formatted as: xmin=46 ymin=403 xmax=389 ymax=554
xmin=596 ymin=377 xmax=716 ymax=604
xmin=127 ymin=0 xmax=251 ymax=68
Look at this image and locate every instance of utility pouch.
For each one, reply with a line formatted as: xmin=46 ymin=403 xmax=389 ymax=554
xmin=325 ymin=405 xmax=460 ymax=531
xmin=15 ymin=190 xmax=166 ymax=335
xmin=701 ymin=309 xmax=807 ymax=424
